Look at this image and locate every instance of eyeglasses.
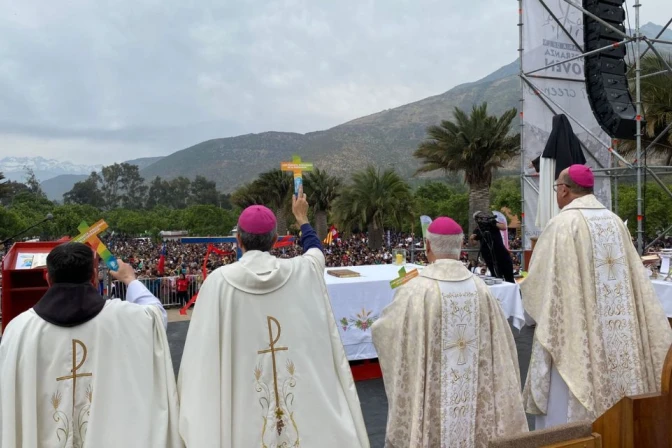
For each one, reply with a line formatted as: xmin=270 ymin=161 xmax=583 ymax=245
xmin=553 ymin=183 xmax=568 ymax=192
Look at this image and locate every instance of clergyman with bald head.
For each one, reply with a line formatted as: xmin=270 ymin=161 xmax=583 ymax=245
xmin=372 ymin=217 xmax=528 ymax=446
xmin=522 ymin=164 xmax=672 ymax=429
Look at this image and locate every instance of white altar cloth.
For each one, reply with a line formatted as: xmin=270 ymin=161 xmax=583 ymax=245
xmin=324 ymin=264 xmax=525 ymax=361
xmin=653 ymin=280 xmax=672 ymax=317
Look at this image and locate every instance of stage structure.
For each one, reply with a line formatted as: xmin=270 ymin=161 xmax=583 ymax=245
xmin=518 ymin=0 xmax=672 ymax=262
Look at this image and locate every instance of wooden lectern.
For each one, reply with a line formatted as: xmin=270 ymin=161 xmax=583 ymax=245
xmin=592 ymin=345 xmax=672 ymax=447
xmin=1 ymin=241 xmax=62 ymax=331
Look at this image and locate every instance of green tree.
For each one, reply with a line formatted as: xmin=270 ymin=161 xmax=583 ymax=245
xmin=104 ymin=209 xmax=150 ymax=235
xmin=490 ymin=177 xmax=522 ymax=217
xmin=24 ymin=168 xmax=46 ymax=198
xmin=48 ymin=204 xmax=103 ymax=238
xmin=63 ymin=172 xmax=104 ymax=208
xmin=218 ymin=193 xmax=233 ymax=210
xmin=619 ymin=55 xmax=672 ymax=164
xmin=304 ymin=168 xmax=342 ymax=240
xmin=146 ymin=176 xmax=169 ymax=209
xmin=166 ymin=177 xmax=191 ymax=209
xmin=254 ymin=170 xmax=293 ymax=234
xmin=0 ymin=172 xmax=10 ymax=201
xmin=231 ymin=183 xmax=265 ymax=210
xmin=182 ymin=205 xmax=237 ymax=236
xmin=0 ymin=207 xmax=25 ymax=241
xmin=100 ymin=163 xmax=147 ymax=209
xmin=190 ymin=176 xmax=219 ymax=206
xmin=333 ymin=166 xmax=412 ymax=249
xmin=0 ymin=181 xmax=29 ymax=206
xmin=415 ymin=181 xmax=456 ymax=203
xmin=617 ymin=182 xmax=672 ymax=238
xmin=414 ymin=103 xmax=519 ymax=237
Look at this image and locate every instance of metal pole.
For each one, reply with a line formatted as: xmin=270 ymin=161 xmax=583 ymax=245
xmin=635 ymin=0 xmax=644 ymax=254
xmin=645 ymin=223 xmax=672 ymax=251
xmin=524 ymin=37 xmax=634 ymax=76
xmin=627 ymin=17 xmax=672 ymax=75
xmin=563 ymin=0 xmax=630 ymax=39
xmin=518 ymin=0 xmax=526 ymax=269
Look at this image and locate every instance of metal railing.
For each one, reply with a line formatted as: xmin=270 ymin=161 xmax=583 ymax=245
xmin=107 ymin=275 xmax=202 ymax=308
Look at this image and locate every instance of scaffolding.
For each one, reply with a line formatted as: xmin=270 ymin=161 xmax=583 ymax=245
xmin=518 ymin=0 xmax=672 ymax=265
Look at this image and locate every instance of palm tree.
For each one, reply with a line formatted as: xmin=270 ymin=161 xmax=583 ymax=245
xmin=332 ymin=166 xmax=412 ymax=249
xmin=304 ymin=168 xmax=342 ymax=240
xmin=254 ymin=169 xmax=293 ymax=234
xmin=230 ymin=183 xmax=265 ymax=209
xmin=620 ymin=54 xmax=672 ymax=164
xmin=413 ymin=102 xmax=519 ymax=237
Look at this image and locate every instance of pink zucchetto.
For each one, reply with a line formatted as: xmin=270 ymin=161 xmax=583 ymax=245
xmin=427 ymin=217 xmax=463 ymax=235
xmin=568 ymin=164 xmax=594 ymax=188
xmin=238 ymin=205 xmax=277 ymax=234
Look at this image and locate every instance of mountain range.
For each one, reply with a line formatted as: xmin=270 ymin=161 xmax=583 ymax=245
xmin=0 ymin=157 xmax=102 ymax=184
xmin=10 ymin=22 xmax=672 ymax=199
xmin=140 ymin=63 xmax=521 ymax=192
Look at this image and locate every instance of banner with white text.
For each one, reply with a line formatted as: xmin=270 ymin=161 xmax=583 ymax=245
xmin=521 ymin=0 xmax=612 ymax=250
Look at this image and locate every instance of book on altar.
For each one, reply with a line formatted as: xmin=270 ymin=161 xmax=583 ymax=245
xmin=327 ymin=269 xmax=361 ymax=278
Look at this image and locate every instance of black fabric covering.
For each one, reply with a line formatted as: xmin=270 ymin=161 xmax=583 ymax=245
xmin=543 ymin=114 xmax=587 ymax=179
xmin=33 ymin=283 xmax=106 ymax=327
xmin=531 ymin=114 xmax=586 ymax=179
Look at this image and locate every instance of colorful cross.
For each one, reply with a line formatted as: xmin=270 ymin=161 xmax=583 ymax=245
xmin=280 ymin=155 xmax=313 ymax=195
xmin=72 ymin=220 xmax=119 ymax=271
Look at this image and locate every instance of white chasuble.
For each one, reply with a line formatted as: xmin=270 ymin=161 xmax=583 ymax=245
xmin=177 ymin=249 xmax=369 ymax=448
xmin=522 ymin=195 xmax=672 ymax=427
xmin=0 ymin=301 xmax=181 ymax=448
xmin=372 ymin=259 xmax=528 ymax=448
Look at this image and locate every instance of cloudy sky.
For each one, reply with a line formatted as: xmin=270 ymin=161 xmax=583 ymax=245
xmin=0 ymin=0 xmax=670 ymax=165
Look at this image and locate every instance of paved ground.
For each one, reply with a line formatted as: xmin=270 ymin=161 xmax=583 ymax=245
xmin=167 ymin=319 xmax=535 ymax=448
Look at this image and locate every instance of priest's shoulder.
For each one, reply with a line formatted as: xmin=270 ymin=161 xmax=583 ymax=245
xmin=547 ymin=207 xmax=586 ymax=231
xmin=0 ymin=309 xmax=37 ymax=338
xmin=395 ymin=274 xmax=435 ymax=296
xmin=104 ymin=299 xmax=161 ymax=322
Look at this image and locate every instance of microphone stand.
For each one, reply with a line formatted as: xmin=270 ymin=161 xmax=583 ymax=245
xmin=1 ymin=214 xmax=54 ymax=248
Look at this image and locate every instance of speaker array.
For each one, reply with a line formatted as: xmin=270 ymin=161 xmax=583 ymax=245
xmin=583 ymin=0 xmax=643 ymax=139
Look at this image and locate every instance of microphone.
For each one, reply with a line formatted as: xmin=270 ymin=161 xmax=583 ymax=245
xmin=1 ymin=213 xmax=55 ymax=247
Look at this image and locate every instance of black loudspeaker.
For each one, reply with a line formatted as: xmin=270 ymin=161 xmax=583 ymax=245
xmin=583 ymin=0 xmax=643 ymax=139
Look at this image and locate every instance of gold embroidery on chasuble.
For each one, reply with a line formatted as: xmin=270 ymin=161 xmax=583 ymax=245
xmin=254 ymin=316 xmax=299 ymax=447
xmin=51 ymin=339 xmax=94 ymax=448
xmin=439 ymin=285 xmax=480 ymax=448
xmin=582 ymin=211 xmax=644 ymax=402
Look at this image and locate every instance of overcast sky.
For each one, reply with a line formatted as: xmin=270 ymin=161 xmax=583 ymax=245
xmin=0 ymin=0 xmax=670 ymax=165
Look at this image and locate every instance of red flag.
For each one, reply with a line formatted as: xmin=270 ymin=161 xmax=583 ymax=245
xmin=273 ymin=235 xmax=295 ymax=248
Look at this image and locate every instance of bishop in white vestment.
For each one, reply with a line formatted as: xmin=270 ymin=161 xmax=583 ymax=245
xmin=372 ymin=217 xmax=528 ymax=448
xmin=0 ymin=243 xmax=182 ymax=448
xmin=522 ymin=165 xmax=672 ymax=429
xmin=178 ymin=195 xmax=369 ymax=447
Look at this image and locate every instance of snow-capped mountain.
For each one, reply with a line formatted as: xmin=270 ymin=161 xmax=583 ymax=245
xmin=0 ymin=157 xmax=102 ymax=182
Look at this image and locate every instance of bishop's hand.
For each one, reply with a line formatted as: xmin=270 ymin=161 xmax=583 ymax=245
xmin=110 ymin=260 xmax=137 ymax=286
xmin=292 ymin=185 xmax=309 ymax=226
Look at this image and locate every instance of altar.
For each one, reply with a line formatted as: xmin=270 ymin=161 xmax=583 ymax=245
xmin=324 ymin=264 xmax=525 ymax=361
xmin=652 ymin=279 xmax=672 ymax=318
